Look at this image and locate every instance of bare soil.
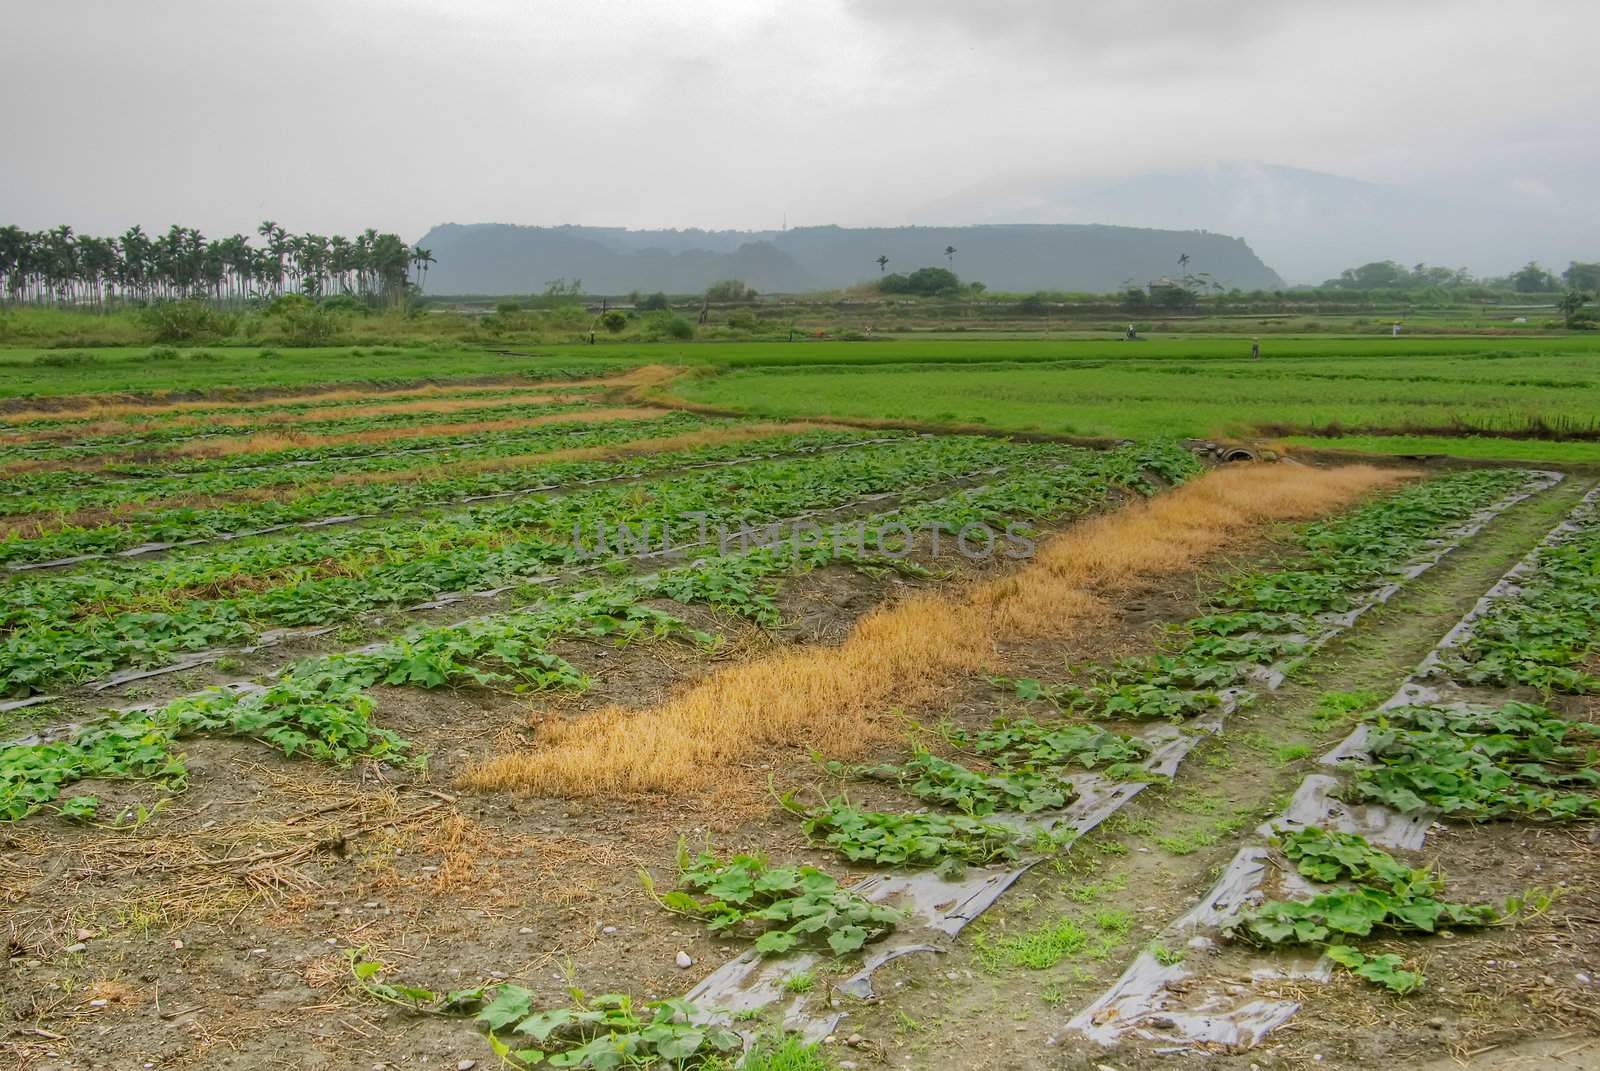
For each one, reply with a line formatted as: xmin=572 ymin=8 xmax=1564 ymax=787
xmin=4 ymin=478 xmax=1598 ymax=1071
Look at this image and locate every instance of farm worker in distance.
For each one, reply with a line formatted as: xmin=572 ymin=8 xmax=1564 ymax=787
xmin=1250 ymin=338 xmax=1260 ymax=360
xmin=1392 ymin=321 xmax=1402 ymax=337
xmin=1125 ymin=323 xmax=1136 ymax=340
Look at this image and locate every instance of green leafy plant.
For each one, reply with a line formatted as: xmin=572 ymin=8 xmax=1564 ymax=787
xmin=782 ymin=793 xmax=1020 ymax=872
xmin=838 ymin=746 xmax=1078 ymax=815
xmin=1343 ymin=702 xmax=1600 ymax=820
xmin=645 ymin=844 xmax=901 ymax=957
xmin=347 ymin=950 xmax=742 ymax=1069
xmin=957 ymin=717 xmax=1149 ymax=773
xmin=1228 ymin=827 xmax=1500 ymax=993
xmin=476 ymin=988 xmax=740 ymax=1070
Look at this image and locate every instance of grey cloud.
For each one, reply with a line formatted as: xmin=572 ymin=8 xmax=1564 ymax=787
xmin=0 ymin=0 xmax=1594 ymax=277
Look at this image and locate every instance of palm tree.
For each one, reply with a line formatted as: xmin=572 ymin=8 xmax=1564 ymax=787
xmin=1177 ymin=252 xmax=1190 ymax=271
xmin=875 ymin=254 xmax=889 ymax=275
xmin=411 ymin=246 xmax=435 ymax=290
xmin=944 ymin=245 xmax=957 ymax=270
xmin=0 ymin=221 xmax=436 ymax=309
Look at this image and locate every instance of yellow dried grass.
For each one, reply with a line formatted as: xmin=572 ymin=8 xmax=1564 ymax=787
xmin=463 ymin=462 xmax=1411 ymax=799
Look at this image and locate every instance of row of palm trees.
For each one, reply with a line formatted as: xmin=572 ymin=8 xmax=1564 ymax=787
xmin=0 ymin=223 xmax=435 ymax=309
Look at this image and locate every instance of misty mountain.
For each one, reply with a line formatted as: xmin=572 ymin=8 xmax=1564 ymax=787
xmin=914 ymin=162 xmax=1600 ymax=285
xmin=414 ymin=222 xmax=1283 ymax=296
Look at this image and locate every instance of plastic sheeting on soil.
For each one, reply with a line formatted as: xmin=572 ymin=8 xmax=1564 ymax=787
xmin=1066 ymin=471 xmax=1583 ymax=1052
xmin=687 ymin=471 xmax=1565 ymax=1045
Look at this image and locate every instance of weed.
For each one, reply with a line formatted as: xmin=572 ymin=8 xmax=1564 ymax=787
xmin=781 ymin=972 xmax=816 ymax=994
xmin=1309 ymin=689 xmax=1381 ymax=732
xmin=735 ymin=1035 xmax=840 ymax=1071
xmin=976 ymin=909 xmax=1131 ymax=973
xmin=1065 ymin=874 xmax=1128 ymax=905
xmin=1150 ymin=942 xmax=1186 ymax=966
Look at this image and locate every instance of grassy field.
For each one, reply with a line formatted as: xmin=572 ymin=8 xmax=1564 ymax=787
xmin=0 ymin=343 xmax=637 ymax=399
xmin=667 ymin=337 xmax=1600 ymax=462
xmin=8 ymin=332 xmax=1599 ymax=462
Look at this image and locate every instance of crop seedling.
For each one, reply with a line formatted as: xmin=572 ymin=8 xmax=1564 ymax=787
xmin=835 ymin=746 xmax=1079 ymax=815
xmin=1438 ymin=512 xmax=1600 ymax=694
xmin=347 ymin=950 xmax=743 ymax=1069
xmin=1343 ymin=702 xmax=1600 ymax=820
xmin=644 ymin=844 xmax=902 ymax=957
xmin=1227 ymin=827 xmax=1506 ymax=993
xmin=782 ymin=792 xmax=1021 ymax=873
xmin=957 ymin=715 xmax=1149 ymax=772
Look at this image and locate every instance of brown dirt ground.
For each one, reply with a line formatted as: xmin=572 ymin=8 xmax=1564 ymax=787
xmin=4 ymin=474 xmax=1597 ymax=1071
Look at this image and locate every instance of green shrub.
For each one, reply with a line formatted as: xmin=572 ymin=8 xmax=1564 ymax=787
xmin=641 ymin=312 xmax=694 ymax=341
xmin=139 ymin=300 xmax=239 ymax=343
xmin=31 ymin=351 xmax=102 ymax=368
xmin=265 ymin=294 xmax=341 ymax=346
xmin=319 ymin=294 xmax=365 ymax=314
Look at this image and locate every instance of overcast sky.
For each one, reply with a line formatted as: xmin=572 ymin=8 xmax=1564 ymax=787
xmin=4 ymin=0 xmax=1596 ymax=245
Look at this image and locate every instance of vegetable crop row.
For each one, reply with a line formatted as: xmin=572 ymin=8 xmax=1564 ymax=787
xmin=0 ymin=383 xmax=596 ymax=436
xmin=796 ymin=467 xmax=1543 ymax=872
xmin=0 ymin=426 xmax=890 ymax=566
xmin=0 ymin=395 xmax=602 ymax=464
xmin=0 ymin=412 xmax=725 ymax=517
xmin=0 ymin=441 xmax=1196 ymax=818
xmin=0 ymin=435 xmax=1130 ymax=694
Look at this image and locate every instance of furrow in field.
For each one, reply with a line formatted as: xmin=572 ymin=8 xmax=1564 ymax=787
xmin=1066 ymin=476 xmax=1597 ymax=1051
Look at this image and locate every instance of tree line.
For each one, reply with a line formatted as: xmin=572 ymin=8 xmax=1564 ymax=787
xmin=1321 ymin=259 xmax=1598 ymax=294
xmin=0 ymin=223 xmax=435 ymax=309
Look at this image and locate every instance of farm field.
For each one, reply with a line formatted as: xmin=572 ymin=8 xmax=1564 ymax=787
xmin=665 ymin=339 xmax=1600 ymax=463
xmin=2 ymin=344 xmax=1600 ymax=1071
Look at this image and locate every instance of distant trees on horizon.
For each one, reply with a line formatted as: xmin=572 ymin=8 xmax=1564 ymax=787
xmin=1322 ymin=259 xmax=1597 ymax=294
xmin=0 ymin=223 xmax=435 ymax=308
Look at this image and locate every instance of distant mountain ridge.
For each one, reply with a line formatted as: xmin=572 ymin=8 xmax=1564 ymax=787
xmin=912 ymin=161 xmax=1600 ymax=284
xmin=414 ymin=222 xmax=1283 ymax=296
